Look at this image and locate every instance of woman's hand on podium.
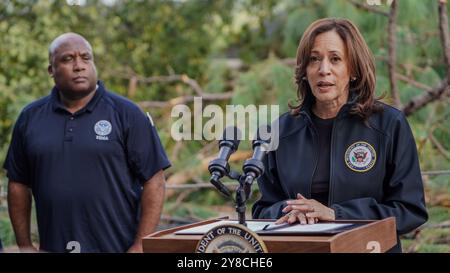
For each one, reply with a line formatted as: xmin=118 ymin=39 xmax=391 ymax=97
xmin=281 ymin=193 xmax=336 ymax=222
xmin=275 ymin=194 xmax=317 ymax=225
xmin=274 ymin=210 xmax=317 ymax=225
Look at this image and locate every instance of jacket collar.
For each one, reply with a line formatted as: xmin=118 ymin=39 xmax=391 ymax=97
xmin=299 ymin=91 xmax=358 ymax=122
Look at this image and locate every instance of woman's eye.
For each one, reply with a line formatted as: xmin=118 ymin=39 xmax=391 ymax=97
xmin=310 ymin=56 xmax=320 ymax=62
xmin=331 ymin=57 xmax=341 ymax=63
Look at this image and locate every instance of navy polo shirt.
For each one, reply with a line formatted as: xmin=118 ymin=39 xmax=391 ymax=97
xmin=4 ymin=81 xmax=171 ymax=253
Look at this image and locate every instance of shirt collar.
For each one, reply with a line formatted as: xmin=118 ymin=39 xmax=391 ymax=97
xmin=51 ymin=81 xmax=105 ymax=114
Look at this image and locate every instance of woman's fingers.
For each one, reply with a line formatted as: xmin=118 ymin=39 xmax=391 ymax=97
xmin=305 ymin=211 xmax=320 ymax=218
xmin=307 ymin=216 xmax=316 ymax=225
xmin=277 ymin=205 xmax=319 ymax=225
xmin=287 ymin=212 xmax=298 ymax=224
xmin=286 ymin=199 xmax=307 ymax=205
xmin=295 ymin=212 xmax=307 ymax=225
xmin=283 ymin=204 xmax=314 ymax=213
xmin=278 ymin=210 xmax=308 ymax=225
xmin=274 ymin=214 xmax=289 ymax=225
xmin=282 ymin=205 xmax=292 ymax=213
xmin=297 ymin=193 xmax=306 ymax=199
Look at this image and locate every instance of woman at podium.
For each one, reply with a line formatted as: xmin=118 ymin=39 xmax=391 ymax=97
xmin=252 ymin=18 xmax=428 ymax=252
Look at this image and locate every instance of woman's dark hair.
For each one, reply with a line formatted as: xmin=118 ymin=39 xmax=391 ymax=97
xmin=290 ymin=18 xmax=381 ymax=120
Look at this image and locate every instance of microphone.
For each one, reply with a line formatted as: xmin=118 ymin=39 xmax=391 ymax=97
xmin=242 ymin=126 xmax=272 ymax=188
xmin=208 ymin=126 xmax=242 ymax=197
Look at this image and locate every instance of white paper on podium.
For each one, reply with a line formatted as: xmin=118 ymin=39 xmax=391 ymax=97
xmin=261 ymin=222 xmax=352 ymax=233
xmin=175 ymin=221 xmax=268 ymax=235
xmin=174 ymin=220 xmax=353 ymax=235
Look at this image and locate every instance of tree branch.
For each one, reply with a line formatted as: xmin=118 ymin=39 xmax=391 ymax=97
xmin=171 ymin=141 xmax=184 ymax=162
xmin=402 ymin=80 xmax=450 ymax=115
xmin=438 ymin=0 xmax=450 ymax=69
xmin=347 ymin=0 xmax=389 ymax=16
xmin=112 ymin=70 xmax=234 ymax=108
xmin=138 ymin=92 xmax=234 ymax=108
xmin=388 ymin=0 xmax=402 ymax=108
xmin=429 ymin=132 xmax=450 ymax=160
xmin=127 ymin=76 xmax=138 ymax=98
xmin=165 ymin=150 xmax=252 ymax=198
xmin=135 ymin=74 xmax=204 ymax=96
xmin=395 ymin=73 xmax=433 ymax=92
xmin=402 ymin=0 xmax=450 ymax=115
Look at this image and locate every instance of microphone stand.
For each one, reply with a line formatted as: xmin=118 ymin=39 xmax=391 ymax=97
xmin=209 ymin=152 xmax=262 ymax=227
xmin=223 ymin=171 xmax=253 ymax=227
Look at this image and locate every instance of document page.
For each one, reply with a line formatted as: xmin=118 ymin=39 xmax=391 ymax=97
xmin=175 ymin=220 xmax=269 ymax=235
xmin=175 ymin=220 xmax=354 ymax=235
xmin=261 ymin=222 xmax=352 ymax=233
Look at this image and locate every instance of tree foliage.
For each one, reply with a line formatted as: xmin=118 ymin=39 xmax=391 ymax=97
xmin=0 ymin=0 xmax=449 ymax=251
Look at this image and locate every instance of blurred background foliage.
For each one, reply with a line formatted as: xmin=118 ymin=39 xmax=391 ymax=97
xmin=0 ymin=0 xmax=449 ymax=252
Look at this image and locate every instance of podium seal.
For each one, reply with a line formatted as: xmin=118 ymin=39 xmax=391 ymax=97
xmin=195 ymin=223 xmax=267 ymax=253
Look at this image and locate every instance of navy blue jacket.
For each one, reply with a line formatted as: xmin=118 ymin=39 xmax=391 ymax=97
xmin=252 ymin=101 xmax=428 ymax=252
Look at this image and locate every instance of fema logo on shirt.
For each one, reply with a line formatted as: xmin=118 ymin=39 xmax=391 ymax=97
xmin=345 ymin=141 xmax=376 ymax=172
xmin=94 ymin=120 xmax=112 ymax=140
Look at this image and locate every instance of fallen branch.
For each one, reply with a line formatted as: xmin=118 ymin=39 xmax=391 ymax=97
xmin=112 ymin=67 xmax=206 ymax=96
xmin=165 ymin=150 xmax=252 ymax=198
xmin=421 ymin=170 xmax=450 ymax=176
xmin=281 ymin=58 xmax=296 ymax=67
xmin=171 ymin=141 xmax=184 ymax=162
xmin=402 ymin=1 xmax=450 ymax=115
xmin=402 ymin=79 xmax=450 ymax=116
xmin=128 ymin=76 xmax=138 ymax=98
xmin=138 ymin=92 xmax=234 ymax=108
xmin=135 ymin=74 xmax=204 ymax=96
xmin=428 ymin=132 xmax=450 ymax=160
xmin=395 ymin=73 xmax=433 ymax=92
xmin=172 ymin=189 xmax=196 ymax=210
xmin=427 ymin=220 xmax=450 ymax=229
xmin=438 ymin=0 xmax=450 ymax=69
xmin=160 ymin=215 xmax=197 ymax=225
xmin=166 ymin=181 xmax=239 ymax=190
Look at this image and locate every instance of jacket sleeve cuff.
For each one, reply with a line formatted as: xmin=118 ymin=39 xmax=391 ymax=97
xmin=331 ymin=204 xmax=346 ymax=220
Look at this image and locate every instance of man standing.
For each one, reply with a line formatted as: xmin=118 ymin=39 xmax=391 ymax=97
xmin=4 ymin=33 xmax=171 ymax=253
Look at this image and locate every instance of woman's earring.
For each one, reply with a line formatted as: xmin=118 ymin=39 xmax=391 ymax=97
xmin=351 ymin=77 xmax=357 ymax=82
xmin=302 ymin=76 xmax=307 ymax=81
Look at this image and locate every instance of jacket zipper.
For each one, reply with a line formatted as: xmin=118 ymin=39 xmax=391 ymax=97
xmin=303 ymin=112 xmax=319 ymax=199
xmin=328 ymin=118 xmax=337 ymax=206
xmin=328 ymin=105 xmax=349 ymax=206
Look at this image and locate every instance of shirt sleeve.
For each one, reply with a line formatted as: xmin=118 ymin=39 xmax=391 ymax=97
xmin=125 ymin=108 xmax=171 ymax=185
xmin=3 ymin=112 xmax=30 ymax=186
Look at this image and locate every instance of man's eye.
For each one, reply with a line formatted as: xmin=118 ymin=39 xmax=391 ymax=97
xmin=62 ymin=56 xmax=73 ymax=62
xmin=82 ymin=55 xmax=91 ymax=60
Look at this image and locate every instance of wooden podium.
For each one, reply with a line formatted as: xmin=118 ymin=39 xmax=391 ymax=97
xmin=143 ymin=217 xmax=397 ymax=253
